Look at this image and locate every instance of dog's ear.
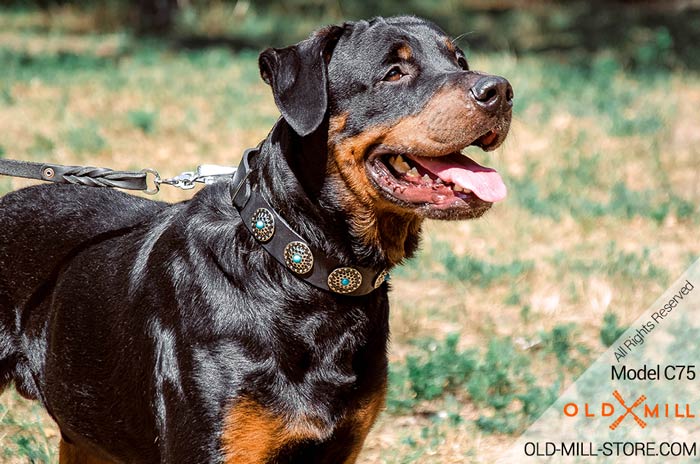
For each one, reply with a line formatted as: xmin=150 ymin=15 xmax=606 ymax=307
xmin=259 ymin=25 xmax=345 ymax=137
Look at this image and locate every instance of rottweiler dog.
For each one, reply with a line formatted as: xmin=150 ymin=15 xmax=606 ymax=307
xmin=0 ymin=15 xmax=512 ymax=464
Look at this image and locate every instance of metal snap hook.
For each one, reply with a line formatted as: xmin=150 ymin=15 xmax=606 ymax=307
xmin=140 ymin=168 xmax=161 ymax=195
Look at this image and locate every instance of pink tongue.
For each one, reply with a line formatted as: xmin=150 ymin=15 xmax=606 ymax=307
xmin=409 ymin=153 xmax=507 ymax=202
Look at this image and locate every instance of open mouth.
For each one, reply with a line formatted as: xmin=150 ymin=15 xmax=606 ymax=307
xmin=367 ymin=129 xmax=507 ymax=212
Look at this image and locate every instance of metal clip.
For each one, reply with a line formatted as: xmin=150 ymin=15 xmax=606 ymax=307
xmin=160 ymin=171 xmax=198 ymax=190
xmin=194 ymin=165 xmax=238 ymax=185
xmin=155 ymin=165 xmax=238 ymax=192
xmin=141 ymin=168 xmax=162 ymax=195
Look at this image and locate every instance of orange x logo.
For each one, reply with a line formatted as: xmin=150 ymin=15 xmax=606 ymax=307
xmin=609 ymin=390 xmax=647 ymax=430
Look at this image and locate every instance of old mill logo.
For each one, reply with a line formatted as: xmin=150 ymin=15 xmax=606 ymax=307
xmin=563 ymin=391 xmax=696 ymax=430
xmin=609 ymin=391 xmax=647 ymax=430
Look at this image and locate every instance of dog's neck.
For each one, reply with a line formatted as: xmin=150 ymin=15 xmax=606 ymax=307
xmin=251 ymin=120 xmax=422 ymax=269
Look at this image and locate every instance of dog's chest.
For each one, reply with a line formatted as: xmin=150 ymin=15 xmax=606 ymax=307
xmin=218 ymin=308 xmax=388 ymax=463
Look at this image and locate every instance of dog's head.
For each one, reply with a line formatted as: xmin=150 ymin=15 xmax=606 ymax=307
xmin=259 ymin=16 xmax=512 ymax=263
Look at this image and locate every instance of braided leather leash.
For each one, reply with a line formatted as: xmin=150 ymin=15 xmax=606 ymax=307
xmin=0 ymin=159 xmax=236 ymax=194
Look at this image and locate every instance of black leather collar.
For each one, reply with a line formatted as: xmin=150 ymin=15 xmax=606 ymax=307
xmin=230 ymin=148 xmax=389 ymax=296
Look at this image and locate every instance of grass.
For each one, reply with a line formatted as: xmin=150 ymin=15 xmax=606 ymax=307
xmin=600 ymin=312 xmax=627 ymax=347
xmin=395 ymin=240 xmax=534 ymax=287
xmin=551 ymin=241 xmax=669 ymax=284
xmin=1 ymin=5 xmax=700 ymax=463
xmin=0 ymin=391 xmax=57 ymax=464
xmin=64 ymin=122 xmax=107 ymax=154
xmin=127 ymin=109 xmax=158 ymax=134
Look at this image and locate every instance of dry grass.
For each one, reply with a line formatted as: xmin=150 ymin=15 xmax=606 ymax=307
xmin=1 ymin=7 xmax=699 ymax=463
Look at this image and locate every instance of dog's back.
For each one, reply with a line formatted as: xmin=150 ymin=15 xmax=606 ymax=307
xmin=0 ymin=184 xmax=166 ymax=398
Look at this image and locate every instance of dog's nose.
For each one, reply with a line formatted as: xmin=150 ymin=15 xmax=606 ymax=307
xmin=470 ymin=76 xmax=513 ymax=112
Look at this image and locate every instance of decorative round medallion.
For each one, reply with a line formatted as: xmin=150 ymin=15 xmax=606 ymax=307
xmin=328 ymin=267 xmax=363 ymax=294
xmin=284 ymin=241 xmax=314 ymax=274
xmin=373 ymin=269 xmax=390 ymax=289
xmin=251 ymin=208 xmax=275 ymax=242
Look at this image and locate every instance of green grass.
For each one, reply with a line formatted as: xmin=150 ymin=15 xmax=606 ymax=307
xmin=64 ymin=122 xmax=107 ymax=155
xmin=0 ymin=47 xmax=122 ymax=84
xmin=387 ymin=328 xmax=578 ymax=436
xmin=0 ymin=392 xmax=56 ymax=463
xmin=127 ymin=109 xmax=158 ymax=134
xmin=600 ymin=312 xmax=627 ymax=347
xmin=511 ymin=54 xmax=674 ymax=130
xmin=436 ymin=244 xmax=534 ymax=287
xmin=28 ymin=134 xmax=55 ymax=159
xmin=551 ymin=241 xmax=669 ymax=284
xmin=396 ymin=241 xmax=534 ymax=288
xmin=1 ymin=86 xmax=14 ymax=105
xmin=511 ymin=176 xmax=698 ymax=224
xmin=508 ymin=163 xmax=697 ymax=224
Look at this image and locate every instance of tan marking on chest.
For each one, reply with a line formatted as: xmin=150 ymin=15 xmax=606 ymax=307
xmin=341 ymin=380 xmax=388 ymax=464
xmin=221 ymin=398 xmax=328 ymax=464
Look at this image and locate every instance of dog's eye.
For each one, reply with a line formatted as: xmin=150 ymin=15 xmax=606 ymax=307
xmin=457 ymin=57 xmax=468 ymax=70
xmin=383 ymin=66 xmax=405 ymax=82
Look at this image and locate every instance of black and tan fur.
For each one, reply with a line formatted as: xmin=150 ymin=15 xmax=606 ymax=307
xmin=0 ymin=16 xmax=512 ymax=463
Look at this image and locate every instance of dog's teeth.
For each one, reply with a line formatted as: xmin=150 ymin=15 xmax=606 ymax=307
xmin=421 ymin=174 xmax=431 ymax=182
xmin=454 ymin=185 xmax=463 ymax=192
xmin=436 ymin=178 xmax=444 ymax=185
xmin=390 ymin=154 xmax=411 ymax=174
xmin=463 ymin=189 xmax=472 ymax=194
xmin=406 ymin=167 xmax=419 ymax=177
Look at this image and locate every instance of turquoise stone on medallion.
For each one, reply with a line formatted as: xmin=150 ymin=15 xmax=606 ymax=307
xmin=251 ymin=208 xmax=275 ymax=242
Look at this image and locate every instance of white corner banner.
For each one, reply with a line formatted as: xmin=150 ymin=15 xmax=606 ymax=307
xmin=500 ymin=259 xmax=700 ymax=463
